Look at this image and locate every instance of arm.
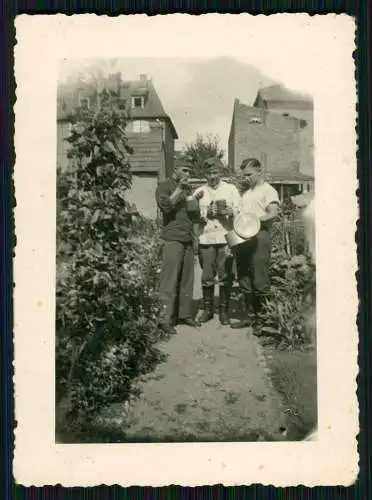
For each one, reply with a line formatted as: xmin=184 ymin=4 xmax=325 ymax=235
xmin=231 ymin=185 xmax=242 ymax=217
xmin=224 ymin=185 xmax=242 ymax=218
xmin=260 ymin=185 xmax=281 ymax=222
xmin=261 ymin=202 xmax=280 ymax=222
xmin=155 ymin=181 xmax=184 ymax=213
xmin=193 ymin=187 xmax=208 ymax=223
xmin=169 ymin=184 xmax=184 ymax=205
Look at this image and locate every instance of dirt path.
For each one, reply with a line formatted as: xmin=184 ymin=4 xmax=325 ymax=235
xmin=122 ymin=264 xmax=289 ymax=442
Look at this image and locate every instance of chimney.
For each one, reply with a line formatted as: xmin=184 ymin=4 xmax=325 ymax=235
xmin=139 ymin=74 xmax=147 ymax=86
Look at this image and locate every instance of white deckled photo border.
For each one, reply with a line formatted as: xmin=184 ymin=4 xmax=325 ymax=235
xmin=13 ymin=13 xmax=358 ymax=486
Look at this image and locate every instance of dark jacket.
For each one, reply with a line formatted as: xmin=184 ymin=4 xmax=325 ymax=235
xmin=155 ymin=178 xmax=194 ymax=243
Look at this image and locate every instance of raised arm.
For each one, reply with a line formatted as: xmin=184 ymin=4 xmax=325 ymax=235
xmin=193 ymin=186 xmax=208 ymax=221
xmin=156 ymin=182 xmax=184 ymax=213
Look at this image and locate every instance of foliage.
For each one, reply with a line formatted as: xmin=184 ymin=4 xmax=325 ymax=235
xmin=56 ymin=72 xmax=167 ymax=428
xmin=271 ymin=211 xmax=308 ymax=258
xmin=259 ymin=247 xmax=316 ymax=349
xmin=180 ymin=133 xmax=231 ymax=178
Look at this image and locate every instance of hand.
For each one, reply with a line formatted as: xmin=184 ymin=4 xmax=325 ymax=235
xmin=179 ymin=175 xmax=190 ymax=189
xmin=225 ymin=207 xmax=234 ymax=217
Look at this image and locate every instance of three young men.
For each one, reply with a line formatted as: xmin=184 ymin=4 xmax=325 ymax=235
xmin=156 ymin=155 xmax=280 ymax=332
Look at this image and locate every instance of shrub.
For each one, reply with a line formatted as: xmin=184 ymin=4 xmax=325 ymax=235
xmin=259 ymin=247 xmax=316 ymax=349
xmin=56 ymin=73 xmax=167 ymax=429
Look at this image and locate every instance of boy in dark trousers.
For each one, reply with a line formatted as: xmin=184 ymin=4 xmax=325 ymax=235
xmin=231 ymin=158 xmax=280 ymax=329
xmin=156 ymin=164 xmax=200 ymax=334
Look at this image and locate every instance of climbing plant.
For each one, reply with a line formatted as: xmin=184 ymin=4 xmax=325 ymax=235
xmin=56 ymin=70 xmax=167 ymax=429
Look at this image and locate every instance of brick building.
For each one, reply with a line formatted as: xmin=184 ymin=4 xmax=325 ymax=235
xmin=254 ymin=84 xmax=314 ymax=177
xmin=228 ymin=84 xmax=314 ymax=201
xmin=57 ymin=74 xmax=178 ymax=218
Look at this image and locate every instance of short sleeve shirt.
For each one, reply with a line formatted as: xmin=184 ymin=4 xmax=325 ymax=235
xmin=241 ymin=182 xmax=280 ymax=219
xmin=194 ymin=181 xmax=242 ymax=245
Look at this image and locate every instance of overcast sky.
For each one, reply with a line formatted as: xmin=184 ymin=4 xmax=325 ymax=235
xmin=59 ymin=57 xmax=278 ymax=157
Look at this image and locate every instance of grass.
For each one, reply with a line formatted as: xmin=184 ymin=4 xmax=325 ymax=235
xmin=263 ymin=345 xmax=317 ymax=440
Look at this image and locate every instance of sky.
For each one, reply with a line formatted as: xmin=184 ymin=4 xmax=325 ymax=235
xmin=59 ymin=57 xmax=277 ymax=157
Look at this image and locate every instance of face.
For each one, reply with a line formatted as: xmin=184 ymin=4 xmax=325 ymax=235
xmin=175 ymin=165 xmax=191 ymax=181
xmin=205 ymin=166 xmax=221 ymax=187
xmin=240 ymin=165 xmax=262 ymax=188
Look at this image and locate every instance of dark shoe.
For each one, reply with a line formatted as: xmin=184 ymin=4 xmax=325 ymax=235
xmin=230 ymin=318 xmax=251 ymax=329
xmin=251 ymin=313 xmax=266 ymax=336
xmin=200 ymin=309 xmax=214 ymax=323
xmin=218 ymin=285 xmax=231 ymax=326
xmin=159 ymin=322 xmax=177 ymax=335
xmin=200 ymin=286 xmax=214 ymax=323
xmin=178 ymin=317 xmax=201 ymax=328
xmin=219 ymin=309 xmax=230 ymax=326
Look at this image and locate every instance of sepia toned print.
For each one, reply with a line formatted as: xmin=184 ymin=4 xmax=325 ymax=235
xmin=13 ymin=14 xmax=358 ymax=486
xmin=55 ymin=59 xmax=317 ymax=443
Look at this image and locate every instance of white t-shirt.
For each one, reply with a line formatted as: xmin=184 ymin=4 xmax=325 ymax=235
xmin=194 ymin=181 xmax=242 ymax=245
xmin=241 ymin=182 xmax=280 ymax=219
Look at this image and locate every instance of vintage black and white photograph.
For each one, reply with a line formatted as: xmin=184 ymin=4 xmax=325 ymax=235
xmin=55 ymin=56 xmax=317 ymax=443
xmin=14 ymin=14 xmax=358 ymax=486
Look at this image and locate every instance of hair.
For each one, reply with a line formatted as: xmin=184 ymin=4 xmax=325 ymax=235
xmin=240 ymin=158 xmax=261 ymax=170
xmin=204 ymin=157 xmax=222 ymax=170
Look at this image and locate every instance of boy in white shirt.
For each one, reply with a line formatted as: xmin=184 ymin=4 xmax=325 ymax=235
xmin=194 ymin=157 xmax=241 ymax=324
xmin=231 ymin=157 xmax=280 ymax=330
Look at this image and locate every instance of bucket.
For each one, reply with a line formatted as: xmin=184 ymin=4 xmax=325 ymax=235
xmin=225 ymin=212 xmax=261 ymax=249
xmin=225 ymin=229 xmax=248 ymax=248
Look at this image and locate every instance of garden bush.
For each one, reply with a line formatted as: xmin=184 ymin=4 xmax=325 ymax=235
xmin=256 ymin=218 xmax=316 ymax=349
xmin=55 ymin=73 xmax=167 ymax=430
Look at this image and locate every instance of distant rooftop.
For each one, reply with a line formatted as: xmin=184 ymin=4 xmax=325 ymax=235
xmin=57 ymin=73 xmax=178 ymax=138
xmin=254 ymin=84 xmax=313 ymax=104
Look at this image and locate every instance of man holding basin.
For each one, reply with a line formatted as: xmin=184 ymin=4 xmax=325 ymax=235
xmin=229 ymin=157 xmax=280 ymax=330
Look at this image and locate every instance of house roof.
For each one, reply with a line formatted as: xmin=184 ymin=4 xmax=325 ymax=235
xmin=266 ymin=170 xmax=314 ymax=182
xmin=255 ymin=84 xmax=312 ymax=104
xmin=233 ymin=99 xmax=302 ymax=126
xmin=57 ymin=76 xmax=178 ymax=138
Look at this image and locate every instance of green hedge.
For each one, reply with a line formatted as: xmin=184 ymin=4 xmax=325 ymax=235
xmin=55 ymin=84 xmax=170 ymax=432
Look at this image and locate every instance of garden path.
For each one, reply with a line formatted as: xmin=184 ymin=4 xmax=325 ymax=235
xmin=123 ymin=264 xmax=289 ymax=442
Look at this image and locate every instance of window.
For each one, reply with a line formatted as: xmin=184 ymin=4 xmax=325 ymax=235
xmin=249 ymin=116 xmax=262 ymax=124
xmin=127 ymin=120 xmax=151 ymax=133
xmin=78 ymin=91 xmax=90 ymax=109
xmin=132 ymin=96 xmax=145 ymax=109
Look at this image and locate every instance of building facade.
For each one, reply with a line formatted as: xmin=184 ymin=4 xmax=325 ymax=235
xmin=254 ymin=84 xmax=314 ymax=177
xmin=228 ymin=84 xmax=314 ymax=201
xmin=57 ymin=74 xmax=178 ymax=219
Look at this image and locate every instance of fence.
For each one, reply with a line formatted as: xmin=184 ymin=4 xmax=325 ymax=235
xmin=272 ymin=212 xmax=309 ymax=257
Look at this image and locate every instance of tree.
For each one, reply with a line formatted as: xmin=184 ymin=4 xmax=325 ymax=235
xmin=180 ymin=133 xmax=231 ymax=178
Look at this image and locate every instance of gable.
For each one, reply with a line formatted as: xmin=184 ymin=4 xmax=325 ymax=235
xmin=57 ymin=76 xmax=178 ymax=138
xmin=254 ymin=84 xmax=313 ymax=107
